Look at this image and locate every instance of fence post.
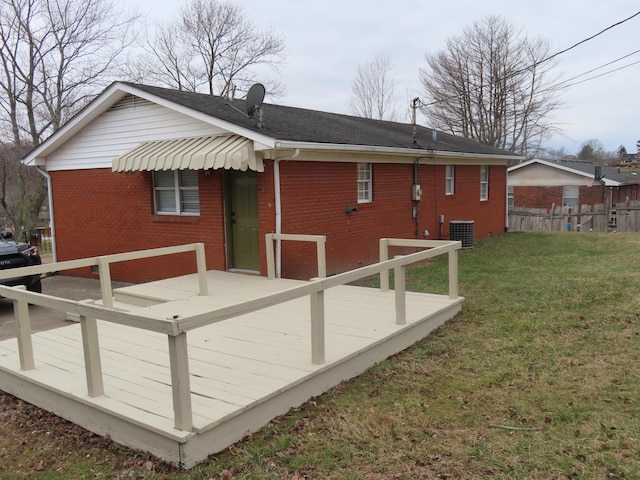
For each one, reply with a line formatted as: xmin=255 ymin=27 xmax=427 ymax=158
xmin=79 ymin=309 xmax=104 ymax=397
xmin=194 ymin=243 xmax=208 ymax=296
xmin=97 ymin=256 xmax=113 ymax=309
xmin=12 ymin=286 xmax=34 ymax=371
xmin=448 ymin=248 xmax=459 ymax=299
xmin=168 ymin=332 xmax=193 ymax=431
xmin=310 ymin=285 xmax=325 ymax=365
xmin=316 ymin=239 xmax=327 ymax=279
xmin=394 ymin=260 xmax=406 ymax=325
xmin=265 ymin=234 xmax=275 ymax=279
xmin=379 ymin=239 xmax=389 ymax=292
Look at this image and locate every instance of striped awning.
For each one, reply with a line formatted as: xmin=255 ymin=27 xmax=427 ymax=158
xmin=112 ymin=135 xmax=263 ymax=173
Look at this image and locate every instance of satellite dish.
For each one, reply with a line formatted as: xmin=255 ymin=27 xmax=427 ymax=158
xmin=246 ymin=83 xmax=265 ymax=117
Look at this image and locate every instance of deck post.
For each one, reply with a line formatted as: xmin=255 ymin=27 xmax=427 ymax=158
xmin=394 ymin=260 xmax=406 ymax=325
xmin=265 ymin=233 xmax=275 ymax=279
xmin=379 ymin=238 xmax=389 ymax=292
xmin=316 ymin=239 xmax=327 ymax=279
xmin=310 ymin=286 xmax=325 ymax=365
xmin=448 ymin=249 xmax=459 ymax=299
xmin=168 ymin=333 xmax=193 ymax=431
xmin=195 ymin=243 xmax=209 ymax=296
xmin=79 ymin=312 xmax=104 ymax=397
xmin=97 ymin=256 xmax=114 ymax=309
xmin=12 ymin=287 xmax=34 ymax=371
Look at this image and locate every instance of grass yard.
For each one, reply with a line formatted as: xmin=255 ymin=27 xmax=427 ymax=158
xmin=1 ymin=232 xmax=639 ymax=479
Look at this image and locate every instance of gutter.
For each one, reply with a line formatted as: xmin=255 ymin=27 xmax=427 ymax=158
xmin=273 ymin=148 xmax=300 ymax=278
xmin=273 ymin=141 xmax=523 ymax=162
xmin=36 ymin=167 xmax=57 ymax=263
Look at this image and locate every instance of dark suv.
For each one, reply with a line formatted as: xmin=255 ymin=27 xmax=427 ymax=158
xmin=0 ymin=230 xmax=42 ymax=293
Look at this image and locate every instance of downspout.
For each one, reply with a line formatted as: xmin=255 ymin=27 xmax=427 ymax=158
xmin=37 ymin=167 xmax=57 ymax=263
xmin=505 ymin=175 xmax=509 ymax=233
xmin=273 ymin=148 xmax=300 ymax=278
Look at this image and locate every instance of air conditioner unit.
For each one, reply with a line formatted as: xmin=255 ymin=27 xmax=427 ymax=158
xmin=449 ymin=220 xmax=475 ymax=249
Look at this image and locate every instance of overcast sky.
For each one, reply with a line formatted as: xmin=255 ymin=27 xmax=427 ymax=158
xmin=131 ymin=0 xmax=640 ymax=156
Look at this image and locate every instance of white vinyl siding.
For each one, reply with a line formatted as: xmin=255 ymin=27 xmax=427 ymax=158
xmin=446 ymin=165 xmax=455 ymax=195
xmin=154 ymin=170 xmax=200 ymax=214
xmin=480 ymin=165 xmax=489 ymax=201
xmin=562 ymin=186 xmax=579 ymax=207
xmin=357 ymin=163 xmax=372 ymax=203
xmin=46 ymin=96 xmax=226 ymax=171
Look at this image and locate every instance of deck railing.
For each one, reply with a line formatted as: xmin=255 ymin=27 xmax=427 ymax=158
xmin=265 ymin=233 xmax=326 ymax=279
xmin=0 ymin=238 xmax=461 ymax=432
xmin=379 ymin=238 xmax=460 ymax=299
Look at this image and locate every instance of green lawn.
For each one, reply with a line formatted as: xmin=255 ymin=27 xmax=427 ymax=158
xmin=1 ymin=232 xmax=639 ymax=479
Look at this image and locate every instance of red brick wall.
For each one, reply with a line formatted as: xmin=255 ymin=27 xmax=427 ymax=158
xmin=420 ymin=164 xmax=507 ymax=241
xmin=512 ymin=185 xmax=624 ymax=209
xmin=276 ymin=161 xmax=507 ymax=278
xmin=51 ymin=168 xmax=228 ymax=282
xmin=51 ymin=161 xmax=507 ymax=282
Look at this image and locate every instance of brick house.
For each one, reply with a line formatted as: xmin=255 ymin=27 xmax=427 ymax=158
xmin=508 ymin=158 xmax=640 ymax=210
xmin=23 ymin=82 xmax=519 ymax=282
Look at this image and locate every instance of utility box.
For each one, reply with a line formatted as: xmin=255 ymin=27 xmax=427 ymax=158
xmin=449 ymin=220 xmax=475 ymax=249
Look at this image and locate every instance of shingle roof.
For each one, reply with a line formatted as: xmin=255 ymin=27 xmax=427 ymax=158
xmin=547 ymin=158 xmax=640 ymax=185
xmin=127 ymin=83 xmax=516 ymax=157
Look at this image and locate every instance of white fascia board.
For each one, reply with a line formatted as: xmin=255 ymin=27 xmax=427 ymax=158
xmin=508 ymin=158 xmax=621 ymax=187
xmin=22 ymin=82 xmax=276 ymax=167
xmin=273 ymin=140 xmax=522 ymax=163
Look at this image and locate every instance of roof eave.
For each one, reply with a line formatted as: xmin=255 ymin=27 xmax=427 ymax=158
xmin=273 ymin=141 xmax=522 ymax=162
xmin=22 ymin=82 xmax=278 ymax=167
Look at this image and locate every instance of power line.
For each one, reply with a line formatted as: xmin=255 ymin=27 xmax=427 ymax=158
xmin=555 ymin=49 xmax=640 ymax=88
xmin=534 ymin=10 xmax=640 ymax=68
xmin=561 ymin=59 xmax=640 ymax=88
xmin=422 ymin=11 xmax=640 ymax=108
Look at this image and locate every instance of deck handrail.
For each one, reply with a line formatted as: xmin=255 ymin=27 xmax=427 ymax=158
xmin=1 ymin=239 xmax=461 ymax=433
xmin=0 ymin=243 xmax=209 ymax=308
xmin=265 ymin=233 xmax=326 ymax=279
xmin=379 ymin=238 xmax=460 ymax=299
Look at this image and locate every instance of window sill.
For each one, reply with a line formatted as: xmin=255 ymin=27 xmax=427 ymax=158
xmin=152 ymin=214 xmax=200 ymax=224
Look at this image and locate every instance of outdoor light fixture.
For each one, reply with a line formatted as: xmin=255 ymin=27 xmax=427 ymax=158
xmin=345 ymin=206 xmax=358 ymax=213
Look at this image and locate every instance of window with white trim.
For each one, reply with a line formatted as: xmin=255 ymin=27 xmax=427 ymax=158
xmin=357 ymin=163 xmax=372 ymax=203
xmin=507 ymin=186 xmax=514 ymax=207
xmin=445 ymin=165 xmax=455 ymax=195
xmin=480 ymin=165 xmax=489 ymax=201
xmin=562 ymin=185 xmax=579 ymax=207
xmin=153 ymin=170 xmax=200 ymax=214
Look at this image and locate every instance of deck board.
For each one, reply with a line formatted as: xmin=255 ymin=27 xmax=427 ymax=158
xmin=0 ymin=270 xmax=463 ymax=467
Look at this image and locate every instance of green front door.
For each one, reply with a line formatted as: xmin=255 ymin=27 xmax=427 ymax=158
xmin=227 ymin=170 xmax=259 ymax=271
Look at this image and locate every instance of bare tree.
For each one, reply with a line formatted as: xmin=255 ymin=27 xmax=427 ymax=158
xmin=135 ymin=0 xmax=286 ymax=98
xmin=0 ymin=0 xmax=137 ymax=239
xmin=577 ymin=139 xmax=605 ymax=161
xmin=420 ymin=15 xmax=561 ymax=156
xmin=348 ymin=52 xmax=399 ymax=120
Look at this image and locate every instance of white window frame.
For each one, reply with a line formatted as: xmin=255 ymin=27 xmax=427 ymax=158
xmin=562 ymin=185 xmax=579 ymax=207
xmin=507 ymin=186 xmax=514 ymax=207
xmin=357 ymin=163 xmax=372 ymax=203
xmin=480 ymin=165 xmax=489 ymax=201
xmin=445 ymin=165 xmax=455 ymax=195
xmin=153 ymin=170 xmax=200 ymax=215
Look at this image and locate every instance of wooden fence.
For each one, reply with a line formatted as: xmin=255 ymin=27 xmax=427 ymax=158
xmin=509 ymin=201 xmax=640 ymax=233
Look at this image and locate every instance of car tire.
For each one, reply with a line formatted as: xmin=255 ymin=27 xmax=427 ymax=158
xmin=27 ymin=279 xmax=42 ymax=294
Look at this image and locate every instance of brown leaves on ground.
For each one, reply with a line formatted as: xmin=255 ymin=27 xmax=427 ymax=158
xmin=0 ymin=390 xmax=177 ymax=478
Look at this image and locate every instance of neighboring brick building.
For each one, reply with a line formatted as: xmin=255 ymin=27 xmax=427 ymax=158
xmin=24 ymin=82 xmax=519 ymax=282
xmin=508 ymin=159 xmax=640 ymax=211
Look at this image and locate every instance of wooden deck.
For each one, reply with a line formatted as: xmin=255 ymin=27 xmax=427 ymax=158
xmin=0 ymin=240 xmax=464 ymax=468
